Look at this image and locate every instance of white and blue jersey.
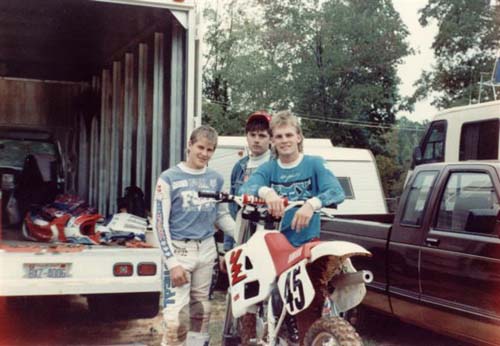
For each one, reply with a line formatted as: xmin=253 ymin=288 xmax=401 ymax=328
xmin=240 ymin=154 xmax=345 ymax=247
xmin=153 ymin=163 xmax=234 ymax=269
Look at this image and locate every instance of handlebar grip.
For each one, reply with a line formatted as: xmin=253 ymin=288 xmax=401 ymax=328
xmin=198 ymin=191 xmax=223 ymax=200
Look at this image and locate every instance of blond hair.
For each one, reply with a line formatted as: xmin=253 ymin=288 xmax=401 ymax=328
xmin=187 ymin=125 xmax=218 ymax=155
xmin=270 ymin=110 xmax=304 ymax=153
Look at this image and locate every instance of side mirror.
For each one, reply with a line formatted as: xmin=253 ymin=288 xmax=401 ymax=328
xmin=412 ymin=147 xmax=423 ymax=167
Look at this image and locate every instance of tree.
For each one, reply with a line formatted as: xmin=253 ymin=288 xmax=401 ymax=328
xmin=287 ymin=0 xmax=412 ymax=154
xmin=413 ymin=0 xmax=500 ymax=109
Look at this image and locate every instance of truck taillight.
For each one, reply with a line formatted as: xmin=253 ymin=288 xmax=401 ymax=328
xmin=138 ymin=262 xmax=157 ymax=276
xmin=114 ymin=263 xmax=133 ymax=276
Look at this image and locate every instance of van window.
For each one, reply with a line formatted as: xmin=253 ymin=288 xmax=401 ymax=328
xmin=459 ymin=119 xmax=499 ymax=161
xmin=421 ymin=121 xmax=446 ymax=163
xmin=337 ymin=177 xmax=354 ymax=199
xmin=436 ymin=172 xmax=499 ymax=234
xmin=401 ymin=171 xmax=438 ymax=226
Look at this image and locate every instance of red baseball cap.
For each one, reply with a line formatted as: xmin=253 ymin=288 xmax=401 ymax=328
xmin=247 ymin=110 xmax=272 ymax=125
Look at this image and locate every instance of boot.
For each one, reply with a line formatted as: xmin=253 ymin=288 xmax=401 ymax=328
xmin=240 ymin=313 xmax=257 ymax=346
xmin=285 ymin=315 xmax=300 ymax=345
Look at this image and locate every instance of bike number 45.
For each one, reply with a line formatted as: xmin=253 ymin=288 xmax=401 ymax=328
xmin=277 ymin=260 xmax=315 ymax=315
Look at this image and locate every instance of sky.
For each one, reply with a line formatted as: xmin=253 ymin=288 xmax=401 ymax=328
xmin=393 ymin=0 xmax=438 ymax=122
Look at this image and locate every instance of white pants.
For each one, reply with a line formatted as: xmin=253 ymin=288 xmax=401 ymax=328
xmin=161 ymin=237 xmax=217 ymax=346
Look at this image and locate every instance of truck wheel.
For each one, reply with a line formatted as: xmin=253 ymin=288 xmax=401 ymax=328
xmin=87 ymin=292 xmax=160 ymax=320
xmin=304 ymin=316 xmax=363 ymax=346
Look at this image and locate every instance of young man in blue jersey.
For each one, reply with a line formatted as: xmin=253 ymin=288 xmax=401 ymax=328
xmin=153 ymin=125 xmax=235 ymax=346
xmin=240 ymin=110 xmax=345 ymax=344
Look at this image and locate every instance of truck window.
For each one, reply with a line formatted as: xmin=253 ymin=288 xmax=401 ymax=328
xmin=337 ymin=177 xmax=354 ymax=199
xmin=401 ymin=171 xmax=438 ymax=226
xmin=436 ymin=172 xmax=500 ymax=234
xmin=459 ymin=119 xmax=499 ymax=161
xmin=421 ymin=121 xmax=446 ymax=163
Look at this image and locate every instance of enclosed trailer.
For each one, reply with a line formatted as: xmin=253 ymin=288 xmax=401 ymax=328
xmin=0 ymin=0 xmax=201 ymax=318
xmin=210 ymin=137 xmax=387 ymax=214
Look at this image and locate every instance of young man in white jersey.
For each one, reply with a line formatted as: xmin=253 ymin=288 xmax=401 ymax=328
xmin=240 ymin=110 xmax=345 ymax=344
xmin=153 ymin=125 xmax=235 ymax=346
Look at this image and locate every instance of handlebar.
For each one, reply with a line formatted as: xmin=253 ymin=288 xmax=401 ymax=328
xmin=198 ymin=191 xmax=289 ymax=207
xmin=198 ymin=191 xmax=336 ymax=224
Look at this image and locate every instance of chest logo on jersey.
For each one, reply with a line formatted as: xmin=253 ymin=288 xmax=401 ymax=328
xmin=271 ymin=178 xmax=312 ymax=200
xmin=180 ymin=190 xmax=214 ymax=211
xmin=172 ymin=180 xmax=189 ymax=190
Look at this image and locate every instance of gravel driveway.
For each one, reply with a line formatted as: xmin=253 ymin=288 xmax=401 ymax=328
xmin=0 ymin=291 xmax=470 ymax=346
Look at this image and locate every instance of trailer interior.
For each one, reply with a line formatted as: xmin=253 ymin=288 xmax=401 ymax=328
xmin=0 ymin=0 xmax=196 ymax=228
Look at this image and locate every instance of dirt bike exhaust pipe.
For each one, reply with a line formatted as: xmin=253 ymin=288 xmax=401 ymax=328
xmin=331 ymin=270 xmax=374 ymax=288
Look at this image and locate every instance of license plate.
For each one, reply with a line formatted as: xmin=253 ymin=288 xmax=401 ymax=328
xmin=24 ymin=263 xmax=71 ymax=279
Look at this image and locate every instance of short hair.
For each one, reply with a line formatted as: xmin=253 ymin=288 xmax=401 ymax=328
xmin=246 ymin=118 xmax=271 ymax=135
xmin=270 ymin=110 xmax=304 ymax=153
xmin=189 ymin=125 xmax=218 ymax=149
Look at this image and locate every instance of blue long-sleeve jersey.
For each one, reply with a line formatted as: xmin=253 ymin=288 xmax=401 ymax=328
xmin=240 ymin=155 xmax=345 ymax=246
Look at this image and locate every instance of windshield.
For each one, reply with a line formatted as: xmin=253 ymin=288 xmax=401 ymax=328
xmin=0 ymin=139 xmax=58 ymax=169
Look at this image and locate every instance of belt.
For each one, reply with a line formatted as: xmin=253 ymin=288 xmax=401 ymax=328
xmin=179 ymin=238 xmax=203 ymax=243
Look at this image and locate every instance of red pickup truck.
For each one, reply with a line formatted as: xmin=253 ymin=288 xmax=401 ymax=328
xmin=321 ymin=162 xmax=500 ymax=346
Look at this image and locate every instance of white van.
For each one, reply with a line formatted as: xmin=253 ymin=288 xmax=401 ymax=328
xmin=210 ymin=136 xmax=388 ymax=214
xmin=412 ymin=100 xmax=500 ymax=167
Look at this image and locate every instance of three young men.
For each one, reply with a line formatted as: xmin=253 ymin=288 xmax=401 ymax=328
xmin=155 ymin=110 xmax=345 ymax=345
xmin=153 ymin=125 xmax=235 ymax=346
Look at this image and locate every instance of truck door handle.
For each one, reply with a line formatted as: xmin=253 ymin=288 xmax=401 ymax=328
xmin=425 ymin=237 xmax=440 ymax=246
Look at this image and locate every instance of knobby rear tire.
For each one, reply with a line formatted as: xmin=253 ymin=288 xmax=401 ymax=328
xmin=304 ymin=316 xmax=363 ymax=346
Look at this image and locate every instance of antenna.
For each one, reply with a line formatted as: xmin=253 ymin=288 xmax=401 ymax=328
xmin=478 ymin=50 xmax=500 ymax=102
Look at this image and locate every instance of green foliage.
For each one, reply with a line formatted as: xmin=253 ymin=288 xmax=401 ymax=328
xmin=413 ymin=0 xmax=500 ymax=108
xmin=202 ymin=0 xmax=423 ymax=198
xmin=376 ymin=116 xmax=426 ymax=198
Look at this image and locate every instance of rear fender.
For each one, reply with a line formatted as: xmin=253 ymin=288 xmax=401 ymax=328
xmin=309 ymin=241 xmax=371 ymax=263
xmin=309 ymin=241 xmax=370 ymax=313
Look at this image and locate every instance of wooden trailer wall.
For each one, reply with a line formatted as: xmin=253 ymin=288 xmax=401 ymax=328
xmin=0 ymin=0 xmax=193 ymax=217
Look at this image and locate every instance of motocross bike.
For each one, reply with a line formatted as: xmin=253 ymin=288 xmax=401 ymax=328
xmin=199 ymin=192 xmax=373 ymax=346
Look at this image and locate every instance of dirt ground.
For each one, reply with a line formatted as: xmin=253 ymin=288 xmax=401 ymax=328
xmin=0 ymin=290 xmax=470 ymax=346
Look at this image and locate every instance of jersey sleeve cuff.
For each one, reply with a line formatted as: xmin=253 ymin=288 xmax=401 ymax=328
xmin=165 ymin=256 xmax=180 ymax=271
xmin=307 ymin=197 xmax=322 ymax=211
xmin=258 ymin=186 xmax=273 ymax=199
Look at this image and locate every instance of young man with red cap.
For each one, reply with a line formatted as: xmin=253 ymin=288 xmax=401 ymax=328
xmin=224 ymin=110 xmax=273 ymax=250
xmin=223 ymin=110 xmax=272 ymax=346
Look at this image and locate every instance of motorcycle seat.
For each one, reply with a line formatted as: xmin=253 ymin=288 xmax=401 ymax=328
xmin=264 ymin=233 xmax=320 ymax=276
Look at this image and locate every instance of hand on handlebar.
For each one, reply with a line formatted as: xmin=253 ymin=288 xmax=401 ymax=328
xmin=264 ymin=190 xmax=286 ymax=218
xmin=291 ymin=202 xmax=314 ymax=232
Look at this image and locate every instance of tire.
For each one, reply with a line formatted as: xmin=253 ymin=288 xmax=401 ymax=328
xmin=87 ymin=292 xmax=160 ymax=320
xmin=304 ymin=316 xmax=363 ymax=346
